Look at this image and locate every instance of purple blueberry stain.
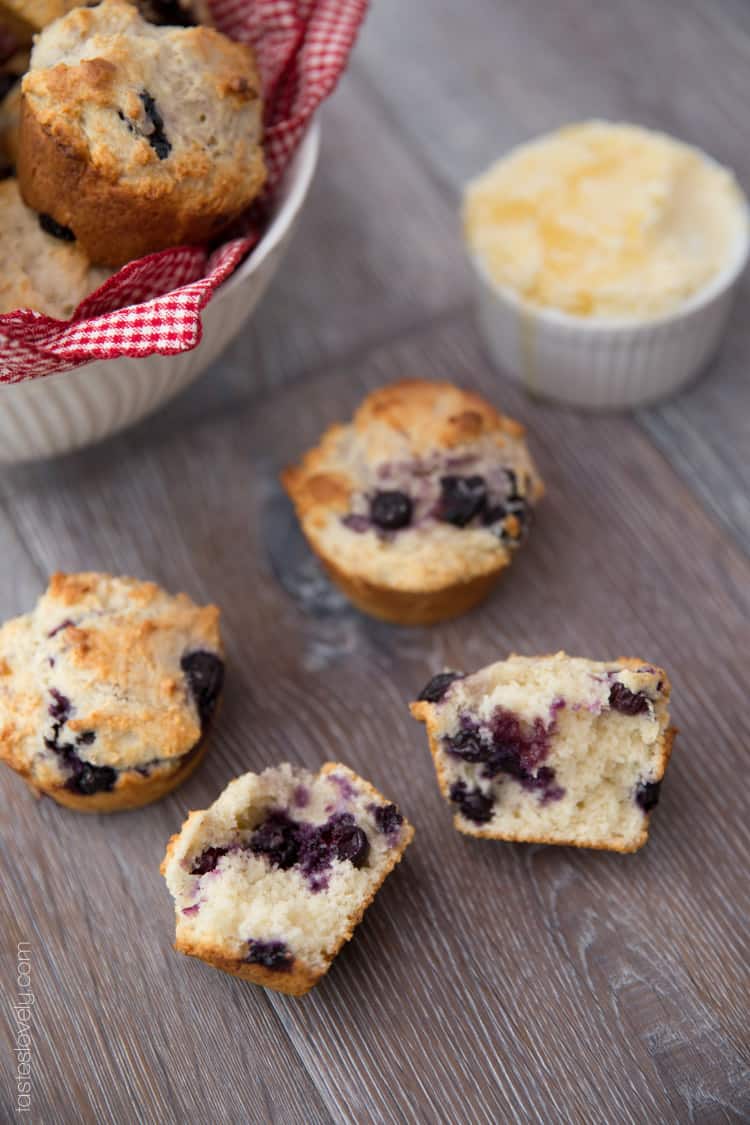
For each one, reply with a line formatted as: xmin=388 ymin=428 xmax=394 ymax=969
xmin=609 ymin=682 xmax=651 ymax=716
xmin=182 ymin=904 xmax=201 ymax=917
xmin=329 ymin=773 xmax=358 ymax=801
xmin=190 ymin=846 xmax=229 ymax=876
xmin=417 ymin=671 xmax=464 ymax=704
xmin=247 ymin=807 xmax=371 ymax=891
xmin=635 ymin=780 xmax=661 ymax=812
xmin=293 ymin=785 xmax=310 ymax=809
xmin=443 ymin=705 xmax=565 ymax=806
xmin=48 ymin=689 xmax=72 ymax=723
xmin=246 ymin=940 xmax=293 ymax=971
xmin=139 ymin=90 xmax=171 ymax=159
xmin=48 ymin=619 xmax=75 ymax=638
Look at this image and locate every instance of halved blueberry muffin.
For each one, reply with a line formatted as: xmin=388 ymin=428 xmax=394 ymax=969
xmin=282 ymin=380 xmax=544 ymax=626
xmin=411 ymin=652 xmax=675 ymax=851
xmin=161 ymin=763 xmax=414 ymax=995
xmin=0 ymin=572 xmax=224 ymax=812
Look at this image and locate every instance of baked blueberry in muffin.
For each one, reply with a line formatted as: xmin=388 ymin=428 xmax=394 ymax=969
xmin=282 ymin=380 xmax=544 ymax=626
xmin=18 ymin=0 xmax=265 ymax=266
xmin=161 ymin=763 xmax=414 ymax=995
xmin=411 ymin=652 xmax=675 ymax=851
xmin=0 ymin=572 xmax=224 ymax=812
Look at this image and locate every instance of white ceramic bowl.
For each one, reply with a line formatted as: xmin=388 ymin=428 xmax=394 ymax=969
xmin=471 ymin=202 xmax=750 ymax=411
xmin=0 ymin=123 xmax=320 ymax=463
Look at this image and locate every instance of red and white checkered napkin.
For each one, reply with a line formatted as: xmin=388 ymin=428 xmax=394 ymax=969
xmin=0 ymin=0 xmax=368 ymax=383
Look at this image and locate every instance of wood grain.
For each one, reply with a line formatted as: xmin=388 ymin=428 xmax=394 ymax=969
xmin=357 ymin=0 xmax=750 ymax=554
xmin=1 ymin=314 xmax=748 ymax=1123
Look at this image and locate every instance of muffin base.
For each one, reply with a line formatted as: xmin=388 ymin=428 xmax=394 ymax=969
xmin=315 ymin=548 xmax=507 ymax=626
xmin=12 ymin=738 xmax=210 ymax=814
xmin=18 ymin=100 xmax=267 ymax=267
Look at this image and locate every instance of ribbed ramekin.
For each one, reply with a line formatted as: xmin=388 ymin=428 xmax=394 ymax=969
xmin=0 ymin=124 xmax=320 ymax=463
xmin=470 ymin=209 xmax=749 ymax=411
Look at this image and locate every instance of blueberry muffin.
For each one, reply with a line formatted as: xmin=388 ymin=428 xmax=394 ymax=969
xmin=0 ymin=1 xmax=210 ymax=41
xmin=282 ymin=380 xmax=544 ymax=626
xmin=0 ymin=48 xmax=27 ymax=169
xmin=162 ymin=763 xmax=414 ymax=995
xmin=0 ymin=572 xmax=224 ymax=812
xmin=18 ymin=0 xmax=265 ymax=266
xmin=411 ymin=652 xmax=675 ymax=851
xmin=0 ymin=177 xmax=110 ymax=317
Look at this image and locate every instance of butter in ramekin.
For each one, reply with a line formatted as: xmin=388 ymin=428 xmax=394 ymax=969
xmin=463 ymin=121 xmax=747 ymax=320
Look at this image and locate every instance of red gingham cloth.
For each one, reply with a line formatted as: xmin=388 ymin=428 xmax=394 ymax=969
xmin=0 ymin=0 xmax=368 ymax=382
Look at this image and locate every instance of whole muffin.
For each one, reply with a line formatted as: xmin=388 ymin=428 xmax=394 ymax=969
xmin=0 ymin=177 xmax=110 ymax=317
xmin=282 ymin=380 xmax=544 ymax=625
xmin=0 ymin=572 xmax=224 ymax=812
xmin=17 ymin=0 xmax=265 ymax=266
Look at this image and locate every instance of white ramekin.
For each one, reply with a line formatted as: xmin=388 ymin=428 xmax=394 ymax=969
xmin=470 ymin=208 xmax=750 ymax=411
xmin=0 ymin=123 xmax=320 ymax=463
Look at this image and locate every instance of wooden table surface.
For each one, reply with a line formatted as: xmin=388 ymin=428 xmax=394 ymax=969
xmin=1 ymin=1 xmax=749 ymax=1122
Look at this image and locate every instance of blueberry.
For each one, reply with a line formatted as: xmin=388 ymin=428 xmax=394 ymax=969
xmin=635 ymin=780 xmax=661 ymax=812
xmin=370 ymin=490 xmax=413 ymax=530
xmin=449 ymin=781 xmax=494 ymax=824
xmin=342 ymin=514 xmax=371 ymax=533
xmin=77 ymin=731 xmax=96 ymax=746
xmin=445 ymin=727 xmax=488 ymax=764
xmin=437 ymin=475 xmax=487 ymax=527
xmin=332 ymin=822 xmax=369 ymax=867
xmin=249 ymin=812 xmax=300 ymax=870
xmin=609 ymin=683 xmax=650 ymax=716
xmin=190 ymin=846 xmax=228 ymax=875
xmin=417 ymin=671 xmax=463 ymax=704
xmin=373 ymin=803 xmax=403 ymax=837
xmin=38 ymin=214 xmax=76 ymax=242
xmin=139 ymin=90 xmax=171 ymax=159
xmin=48 ymin=689 xmax=72 ymax=723
xmin=67 ymin=763 xmax=117 ymax=796
xmin=246 ymin=940 xmax=293 ymax=971
xmin=181 ymin=651 xmax=224 ymax=730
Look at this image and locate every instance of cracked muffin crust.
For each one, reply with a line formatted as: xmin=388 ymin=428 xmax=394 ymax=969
xmin=17 ymin=0 xmax=265 ymax=266
xmin=162 ymin=763 xmax=414 ymax=995
xmin=282 ymin=380 xmax=544 ymax=626
xmin=0 ymin=572 xmax=224 ymax=811
xmin=411 ymin=652 xmax=675 ymax=852
xmin=0 ymin=177 xmax=111 ymax=317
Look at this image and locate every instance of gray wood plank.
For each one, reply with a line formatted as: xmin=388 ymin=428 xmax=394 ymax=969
xmin=2 ymin=312 xmax=748 ymax=1123
xmin=356 ymin=0 xmax=750 ymax=555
